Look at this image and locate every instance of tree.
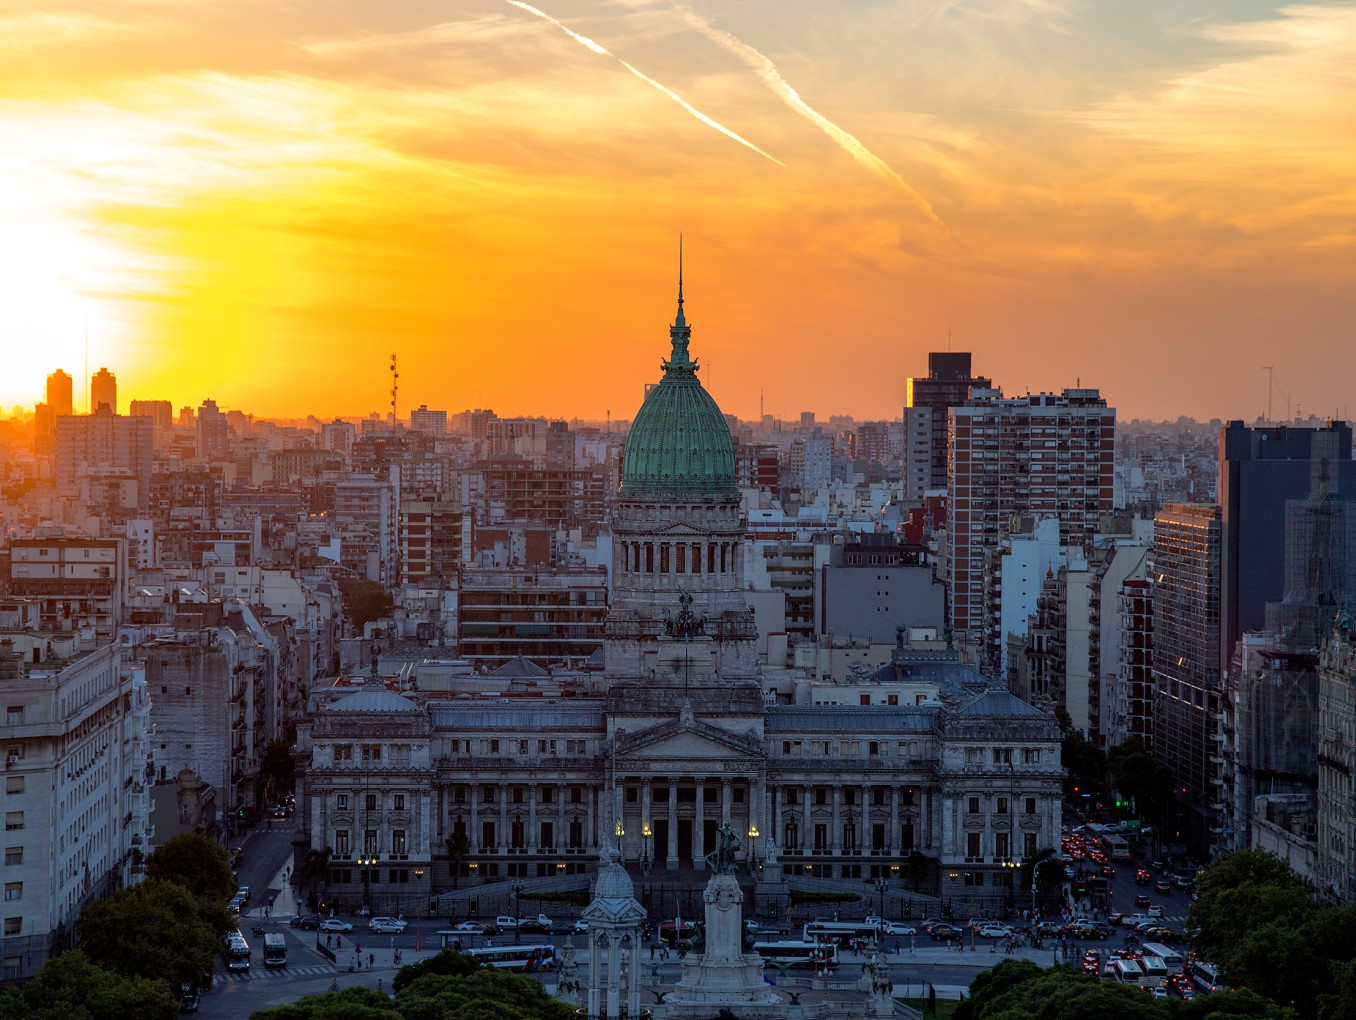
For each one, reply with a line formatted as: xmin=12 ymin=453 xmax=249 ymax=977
xmin=78 ymin=880 xmax=228 ymax=990
xmin=146 ymin=831 xmax=237 ymax=902
xmin=1178 ymin=989 xmax=1300 ymax=1020
xmin=1188 ymin=849 xmax=1319 ymax=972
xmin=391 ymin=949 xmax=479 ymax=994
xmin=339 ymin=577 xmax=393 ymax=634
xmin=1017 ymin=847 xmax=1064 ymax=903
xmin=955 ymin=958 xmax=1043 ymax=1020
xmin=900 ymin=849 xmax=929 ymax=892
xmin=396 ymin=968 xmax=575 ymax=1020
xmin=956 ymin=962 xmax=1171 ymax=1019
xmin=446 ymin=831 xmax=471 ymax=890
xmin=1106 ymin=737 xmax=1175 ymax=822
xmin=0 ymin=950 xmax=179 ymax=1020
xmin=250 ymin=986 xmax=402 ymax=1020
xmin=302 ymin=845 xmax=333 ymax=913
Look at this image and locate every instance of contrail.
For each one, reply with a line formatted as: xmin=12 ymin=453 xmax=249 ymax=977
xmin=679 ymin=7 xmax=945 ymax=228
xmin=506 ymin=1 xmax=783 ymax=166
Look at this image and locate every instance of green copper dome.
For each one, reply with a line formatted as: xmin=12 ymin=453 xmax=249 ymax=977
xmin=620 ymin=279 xmax=737 ymax=498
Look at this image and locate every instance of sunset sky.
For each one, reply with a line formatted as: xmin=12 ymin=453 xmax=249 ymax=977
xmin=1 ymin=1 xmax=1353 ymax=424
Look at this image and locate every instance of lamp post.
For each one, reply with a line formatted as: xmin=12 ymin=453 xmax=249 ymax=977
xmin=748 ymin=825 xmax=760 ymax=868
xmin=873 ymin=877 xmax=888 ymax=940
xmin=413 ymin=868 xmax=424 ymax=952
xmin=359 ymin=853 xmax=376 ymax=913
xmin=510 ymin=879 xmax=523 ymax=945
xmin=641 ymin=823 xmax=652 ymax=877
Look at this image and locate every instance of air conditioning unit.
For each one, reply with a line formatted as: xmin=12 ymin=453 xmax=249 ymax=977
xmin=5 ymin=755 xmax=17 ymax=767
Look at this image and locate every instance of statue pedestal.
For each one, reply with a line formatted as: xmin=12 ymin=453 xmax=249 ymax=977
xmin=667 ymin=872 xmax=779 ymax=1007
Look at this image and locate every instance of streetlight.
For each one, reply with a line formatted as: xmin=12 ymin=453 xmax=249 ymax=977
xmin=413 ymin=868 xmax=424 ymax=952
xmin=359 ymin=853 xmax=376 ymax=913
xmin=748 ymin=825 xmax=760 ymax=868
xmin=873 ymin=877 xmax=888 ymax=940
xmin=641 ymin=823 xmax=652 ymax=876
xmin=510 ymin=879 xmax=524 ymax=945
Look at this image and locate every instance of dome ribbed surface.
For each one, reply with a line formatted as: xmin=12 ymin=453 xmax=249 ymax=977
xmin=593 ymin=859 xmax=636 ymax=900
xmin=620 ymin=295 xmax=736 ymax=498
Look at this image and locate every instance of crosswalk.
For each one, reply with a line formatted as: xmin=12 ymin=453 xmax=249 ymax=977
xmin=223 ymin=964 xmax=336 ymax=982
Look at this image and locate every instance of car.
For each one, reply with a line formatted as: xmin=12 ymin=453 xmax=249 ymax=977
xmin=1035 ymin=921 xmax=1062 ymax=936
xmin=320 ymin=919 xmax=354 ymax=933
xmin=1100 ymin=866 xmax=1116 ymax=879
xmin=452 ymin=920 xmax=485 ymax=933
xmin=976 ymin=925 xmax=1014 ymax=939
xmin=1134 ymin=894 xmax=1151 ymax=908
xmin=1146 ymin=905 xmax=1164 ymax=917
xmin=1141 ymin=926 xmax=1178 ymax=942
xmin=1135 ymin=870 xmax=1151 ymax=886
xmin=1154 ymin=879 xmax=1173 ymax=894
xmin=228 ymin=897 xmax=244 ymax=914
xmin=179 ymin=990 xmax=200 ymax=1013
xmin=1152 ymin=987 xmax=1169 ymax=999
xmin=929 ymin=923 xmax=962 ymax=941
xmin=290 ymin=914 xmax=321 ymax=930
xmin=883 ymin=922 xmax=916 ymax=937
xmin=1106 ymin=913 xmax=1126 ymax=926
xmin=369 ymin=917 xmax=407 ymax=934
xmin=236 ymin=886 xmax=251 ymax=905
xmin=571 ymin=920 xmax=589 ymax=935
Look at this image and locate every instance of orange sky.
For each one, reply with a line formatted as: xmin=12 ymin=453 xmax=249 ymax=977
xmin=1 ymin=1 xmax=1353 ymax=424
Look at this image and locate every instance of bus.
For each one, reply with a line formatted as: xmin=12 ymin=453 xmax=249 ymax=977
xmin=1109 ymin=959 xmax=1144 ymax=986
xmin=223 ymin=935 xmax=250 ymax=971
xmin=658 ymin=920 xmax=698 ymax=947
xmin=801 ymin=920 xmax=880 ymax=946
xmin=464 ymin=944 xmax=557 ymax=972
xmin=753 ymin=941 xmax=839 ymax=969
xmin=263 ymin=932 xmax=287 ymax=968
xmin=1190 ymin=960 xmax=1229 ymax=994
xmin=1141 ymin=944 xmax=1183 ymax=972
xmin=1100 ymin=834 xmax=1131 ymax=860
xmin=1138 ymin=955 xmax=1168 ymax=989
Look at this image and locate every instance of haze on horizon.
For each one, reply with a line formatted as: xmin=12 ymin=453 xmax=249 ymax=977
xmin=1 ymin=1 xmax=1353 ymax=424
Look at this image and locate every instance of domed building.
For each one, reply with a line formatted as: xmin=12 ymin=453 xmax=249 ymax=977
xmin=295 ymin=268 xmax=1065 ymax=925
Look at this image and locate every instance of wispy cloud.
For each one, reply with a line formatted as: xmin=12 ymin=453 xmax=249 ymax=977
xmin=677 ymin=6 xmax=946 ymax=229
xmin=504 ymin=1 xmax=783 ymax=166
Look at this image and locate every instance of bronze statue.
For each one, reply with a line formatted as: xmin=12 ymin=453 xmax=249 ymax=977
xmin=703 ymin=819 xmax=742 ymax=875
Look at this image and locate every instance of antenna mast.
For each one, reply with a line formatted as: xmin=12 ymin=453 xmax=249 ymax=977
xmin=389 ymin=354 xmax=399 ymax=426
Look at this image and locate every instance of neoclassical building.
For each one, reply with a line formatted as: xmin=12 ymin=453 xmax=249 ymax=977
xmin=295 ymin=280 xmax=1064 ymax=918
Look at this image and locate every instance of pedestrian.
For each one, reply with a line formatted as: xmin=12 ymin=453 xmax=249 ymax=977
xmin=264 ymin=906 xmax=269 ymax=919
xmin=327 ymin=934 xmax=333 ymax=948
xmin=369 ymin=953 xmax=375 ymax=968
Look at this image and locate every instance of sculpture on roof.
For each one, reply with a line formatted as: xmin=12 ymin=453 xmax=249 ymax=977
xmin=663 ymin=589 xmax=707 ymax=640
xmin=703 ymin=819 xmax=742 ymax=875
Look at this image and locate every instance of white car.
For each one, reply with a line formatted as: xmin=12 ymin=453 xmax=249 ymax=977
xmin=320 ymin=919 xmax=354 ymax=933
xmin=976 ymin=925 xmax=1014 ymax=939
xmin=1146 ymin=905 xmax=1164 ymax=918
xmin=883 ymin=922 xmax=917 ymax=936
xmin=369 ymin=917 xmax=408 ymax=934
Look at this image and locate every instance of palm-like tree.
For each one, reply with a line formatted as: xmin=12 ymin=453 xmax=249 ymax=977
xmin=301 ymin=846 xmax=333 ymax=912
xmin=446 ymin=832 xmax=471 ymax=890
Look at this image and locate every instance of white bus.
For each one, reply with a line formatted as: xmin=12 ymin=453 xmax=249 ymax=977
xmin=1138 ymin=955 xmax=1168 ymax=989
xmin=1190 ymin=960 xmax=1228 ymax=994
xmin=1109 ymin=959 xmax=1144 ymax=985
xmin=263 ymin=932 xmax=287 ymax=967
xmin=753 ymin=941 xmax=839 ymax=969
xmin=223 ymin=936 xmax=250 ymax=971
xmin=1141 ymin=944 xmax=1183 ymax=972
xmin=1100 ymin=834 xmax=1131 ymax=860
xmin=801 ymin=921 xmax=879 ymax=946
xmin=464 ymin=944 xmax=557 ymax=972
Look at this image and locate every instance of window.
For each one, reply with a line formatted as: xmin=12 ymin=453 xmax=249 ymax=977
xmin=334 ymin=744 xmax=353 ymax=761
xmin=860 ymin=694 xmax=871 ymax=706
xmin=995 ymin=832 xmax=1010 ymax=859
xmin=900 ymin=822 xmax=915 ymax=851
xmin=482 ymin=821 xmax=496 ymax=848
xmin=993 ymin=748 xmax=1012 ymax=765
xmin=1023 ymin=749 xmax=1041 ymax=765
xmin=336 ymin=794 xmax=348 ymax=810
xmin=3 ymin=814 xmax=20 ymax=832
xmin=844 ymin=789 xmax=856 ymax=806
xmin=815 ymin=789 xmax=827 ymax=806
xmin=784 ymin=788 xmax=799 ymax=805
xmin=392 ymin=830 xmax=406 ymax=856
xmin=3 ymin=884 xmax=19 ymax=902
xmin=782 ymin=740 xmax=802 ymax=756
xmin=966 ymin=833 xmax=981 ymax=859
xmin=513 ymin=787 xmax=525 ymax=804
xmin=900 ymin=787 xmax=915 ymax=806
xmin=3 ymin=849 xmax=19 ymax=866
xmin=4 ymin=778 xmax=20 ymax=795
xmin=388 ymin=869 xmax=408 ymax=884
xmin=517 ymin=740 xmax=528 ymax=755
xmin=625 ymin=787 xmax=638 ymax=803
xmin=393 ymin=794 xmax=405 ymax=811
xmin=1024 ymin=832 xmax=1038 ymax=857
xmin=566 ymin=739 xmax=585 ymax=754
xmin=364 ymin=829 xmax=377 ymax=855
xmin=868 ymin=741 xmax=880 ymax=757
xmin=2 ymin=919 xmax=17 ymax=936
xmin=540 ymin=786 xmax=553 ymax=804
xmin=996 ymin=797 xmax=1008 ymax=814
xmin=362 ymin=793 xmax=376 ymax=811
xmin=335 ymin=831 xmax=349 ymax=855
xmin=361 ymin=744 xmax=382 ymax=762
xmin=570 ymin=787 xmax=583 ymax=804
xmin=1025 ymin=797 xmax=1037 ymax=815
xmin=873 ymin=788 xmax=886 ymax=805
xmin=537 ymin=739 xmax=557 ymax=755
xmin=483 ymin=787 xmax=495 ymax=803
xmin=887 ymin=694 xmax=899 ymax=706
xmin=967 ymin=797 xmax=980 ymax=814
xmin=2 ymin=957 xmax=18 ymax=981
xmin=484 ymin=739 xmax=500 ymax=754
xmin=965 ymin=747 xmax=983 ymax=764
xmin=453 ymin=787 xmax=466 ymax=804
xmin=4 ymin=708 xmax=20 ymax=726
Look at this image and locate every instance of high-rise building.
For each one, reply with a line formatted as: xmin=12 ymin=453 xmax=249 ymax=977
xmin=54 ymin=408 xmax=154 ymax=508
xmin=947 ymin=389 xmax=1116 ymax=669
xmin=1217 ymin=421 xmax=1356 ymax=669
xmin=906 ymin=352 xmax=992 ymax=493
xmin=1150 ymin=503 xmax=1222 ymax=858
xmin=46 ymin=369 xmax=73 ymax=416
xmin=90 ymin=367 xmax=117 ymax=414
xmin=196 ymin=399 xmax=229 ymax=461
xmin=409 ymin=405 xmax=448 ymax=434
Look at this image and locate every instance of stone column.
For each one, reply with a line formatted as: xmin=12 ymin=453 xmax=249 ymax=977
xmin=693 ymin=778 xmax=705 ymax=862
xmin=528 ymin=784 xmax=538 ymax=852
xmin=585 ymin=786 xmax=595 ymax=851
xmin=558 ymin=783 xmax=567 ymax=852
xmin=802 ymin=784 xmax=812 ymax=853
xmin=498 ymin=783 xmax=508 ymax=854
xmin=861 ymin=784 xmax=870 ymax=854
xmin=889 ymin=786 xmax=899 ymax=856
xmin=831 ymin=784 xmax=842 ymax=855
xmin=587 ymin=930 xmax=602 ymax=1019
xmin=667 ymin=780 xmax=678 ymax=869
xmin=721 ymin=777 xmax=732 ymax=827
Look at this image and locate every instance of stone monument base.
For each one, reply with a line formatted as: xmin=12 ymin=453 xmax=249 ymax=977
xmin=665 ymin=872 xmax=780 ymax=1008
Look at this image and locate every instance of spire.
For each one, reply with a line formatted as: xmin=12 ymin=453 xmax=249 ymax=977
xmin=667 ymin=235 xmax=694 ymax=370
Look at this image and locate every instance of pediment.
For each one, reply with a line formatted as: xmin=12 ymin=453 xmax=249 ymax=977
xmin=616 ymin=716 xmax=764 ymax=762
xmin=650 ymin=521 xmax=712 ymax=536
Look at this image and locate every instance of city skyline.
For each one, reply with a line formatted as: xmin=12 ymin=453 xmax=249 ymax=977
xmin=2 ymin=1 xmax=1354 ymax=422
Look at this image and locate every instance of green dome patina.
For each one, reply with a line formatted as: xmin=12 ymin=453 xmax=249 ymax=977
xmin=620 ymin=273 xmax=737 ymax=498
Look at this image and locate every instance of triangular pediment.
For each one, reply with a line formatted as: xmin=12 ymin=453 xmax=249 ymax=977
xmin=650 ymin=521 xmax=712 ymax=536
xmin=615 ymin=715 xmax=763 ymax=762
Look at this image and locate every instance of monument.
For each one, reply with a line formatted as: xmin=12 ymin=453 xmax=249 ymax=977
xmin=664 ymin=821 xmax=782 ymax=1010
